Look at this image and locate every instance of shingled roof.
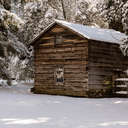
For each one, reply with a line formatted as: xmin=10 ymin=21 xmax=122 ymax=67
xmin=30 ymin=20 xmax=127 ymax=45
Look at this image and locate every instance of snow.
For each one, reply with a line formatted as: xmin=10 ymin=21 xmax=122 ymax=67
xmin=115 ymin=91 xmax=128 ymax=94
xmin=55 ymin=20 xmax=127 ymax=44
xmin=116 ymin=78 xmax=128 ymax=81
xmin=0 ymin=83 xmax=128 ymax=128
xmin=116 ymin=85 xmax=127 ymax=87
xmin=0 ymin=79 xmax=8 ymax=86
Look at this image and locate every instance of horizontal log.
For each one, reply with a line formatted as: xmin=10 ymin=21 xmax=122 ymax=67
xmin=35 ymin=56 xmax=87 ymax=60
xmin=34 ymin=85 xmax=67 ymax=90
xmin=35 ymin=79 xmax=54 ymax=83
xmin=64 ymin=82 xmax=88 ymax=87
xmin=65 ymin=79 xmax=88 ymax=83
xmin=39 ymin=36 xmax=87 ymax=45
xmin=35 ymin=80 xmax=88 ymax=86
xmin=89 ymin=63 xmax=118 ymax=68
xmin=89 ymin=67 xmax=119 ymax=73
xmin=64 ymin=73 xmax=88 ymax=78
xmin=88 ymin=84 xmax=106 ymax=89
xmin=34 ymin=60 xmax=88 ymax=68
xmin=89 ymin=46 xmax=118 ymax=52
xmin=38 ymin=45 xmax=88 ymax=53
xmin=36 ymin=70 xmax=54 ymax=74
xmin=64 ymin=68 xmax=85 ymax=72
xmin=89 ymin=71 xmax=112 ymax=76
xmin=64 ymin=64 xmax=85 ymax=69
xmin=34 ymin=66 xmax=88 ymax=74
xmin=35 ymin=65 xmax=55 ymax=69
xmin=89 ymin=41 xmax=117 ymax=48
xmin=35 ymin=62 xmax=88 ymax=67
xmin=63 ymin=35 xmax=86 ymax=41
xmin=36 ymin=50 xmax=88 ymax=57
xmin=35 ymin=70 xmax=88 ymax=76
xmin=36 ymin=69 xmax=86 ymax=74
xmin=89 ymin=52 xmax=120 ymax=59
xmin=35 ymin=68 xmax=54 ymax=73
xmin=35 ymin=59 xmax=87 ymax=64
xmin=35 ymin=66 xmax=86 ymax=71
xmin=88 ymin=80 xmax=104 ymax=85
xmin=51 ymin=27 xmax=65 ymax=33
xmin=35 ymin=75 xmax=88 ymax=82
xmin=35 ymin=53 xmax=88 ymax=60
xmin=35 ymin=74 xmax=53 ymax=78
xmin=89 ymin=50 xmax=120 ymax=56
xmin=63 ymin=39 xmax=88 ymax=44
xmin=41 ymin=34 xmax=82 ymax=43
xmin=89 ymin=59 xmax=120 ymax=64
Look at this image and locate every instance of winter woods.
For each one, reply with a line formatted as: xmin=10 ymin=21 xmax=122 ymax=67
xmin=0 ymin=0 xmax=128 ymax=85
xmin=0 ymin=0 xmax=29 ymax=84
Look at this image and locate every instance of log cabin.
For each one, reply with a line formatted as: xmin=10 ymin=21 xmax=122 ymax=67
xmin=30 ymin=20 xmax=128 ymax=97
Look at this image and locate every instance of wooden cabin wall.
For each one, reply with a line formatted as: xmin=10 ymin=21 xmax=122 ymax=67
xmin=88 ymin=40 xmax=128 ymax=97
xmin=33 ymin=24 xmax=89 ymax=97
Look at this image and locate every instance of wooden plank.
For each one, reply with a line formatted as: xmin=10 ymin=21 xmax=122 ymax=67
xmin=88 ymin=84 xmax=106 ymax=89
xmin=35 ymin=61 xmax=88 ymax=66
xmin=64 ymin=74 xmax=88 ymax=79
xmin=51 ymin=27 xmax=65 ymax=33
xmin=38 ymin=42 xmax=88 ymax=50
xmin=35 ymin=54 xmax=87 ymax=60
xmin=64 ymin=82 xmax=88 ymax=87
xmin=35 ymin=58 xmax=87 ymax=62
xmin=36 ymin=70 xmax=54 ymax=74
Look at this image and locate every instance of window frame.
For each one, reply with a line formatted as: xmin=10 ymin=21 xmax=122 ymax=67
xmin=54 ymin=34 xmax=63 ymax=46
xmin=54 ymin=65 xmax=64 ymax=85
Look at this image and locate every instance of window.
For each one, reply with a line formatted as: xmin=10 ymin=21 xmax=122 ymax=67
xmin=54 ymin=66 xmax=64 ymax=85
xmin=54 ymin=35 xmax=63 ymax=45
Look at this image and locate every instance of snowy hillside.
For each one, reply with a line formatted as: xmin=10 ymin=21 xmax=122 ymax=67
xmin=0 ymin=83 xmax=128 ymax=128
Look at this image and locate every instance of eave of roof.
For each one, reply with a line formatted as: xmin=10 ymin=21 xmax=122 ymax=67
xmin=30 ymin=20 xmax=88 ymax=45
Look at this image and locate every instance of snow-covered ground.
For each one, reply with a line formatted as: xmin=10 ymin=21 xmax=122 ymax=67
xmin=0 ymin=82 xmax=128 ymax=128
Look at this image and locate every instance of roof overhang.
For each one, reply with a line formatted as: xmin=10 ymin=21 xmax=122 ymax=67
xmin=30 ymin=20 xmax=127 ymax=46
xmin=30 ymin=20 xmax=89 ymax=46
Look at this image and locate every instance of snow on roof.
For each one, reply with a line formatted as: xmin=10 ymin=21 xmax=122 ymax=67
xmin=30 ymin=20 xmax=128 ymax=45
xmin=55 ymin=20 xmax=127 ymax=44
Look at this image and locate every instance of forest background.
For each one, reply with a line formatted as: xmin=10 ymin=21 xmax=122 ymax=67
xmin=0 ymin=0 xmax=128 ymax=85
